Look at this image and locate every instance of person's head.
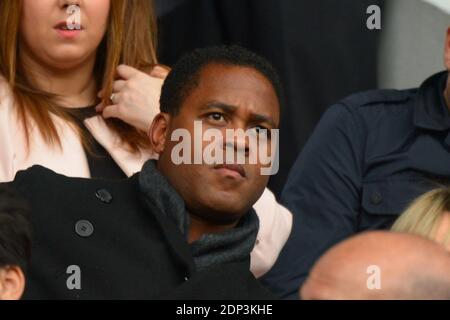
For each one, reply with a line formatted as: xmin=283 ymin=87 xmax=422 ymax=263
xmin=0 ymin=185 xmax=32 ymax=300
xmin=149 ymin=45 xmax=282 ymax=224
xmin=392 ymin=187 xmax=450 ymax=251
xmin=300 ymin=231 xmax=450 ymax=300
xmin=0 ymin=0 xmax=158 ymax=152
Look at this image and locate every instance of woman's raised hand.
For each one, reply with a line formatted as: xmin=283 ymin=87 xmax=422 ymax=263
xmin=96 ymin=64 xmax=169 ymax=132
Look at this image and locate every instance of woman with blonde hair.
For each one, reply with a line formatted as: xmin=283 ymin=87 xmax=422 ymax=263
xmin=0 ymin=0 xmax=291 ymax=278
xmin=392 ymin=187 xmax=450 ymax=251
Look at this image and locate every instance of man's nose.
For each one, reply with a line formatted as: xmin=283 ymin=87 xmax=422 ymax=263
xmin=223 ymin=131 xmax=250 ymax=157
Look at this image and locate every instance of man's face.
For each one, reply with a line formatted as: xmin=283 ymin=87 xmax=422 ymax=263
xmin=156 ymin=63 xmax=280 ymax=223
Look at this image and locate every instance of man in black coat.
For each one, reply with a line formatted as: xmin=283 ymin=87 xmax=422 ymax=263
xmin=3 ymin=45 xmax=281 ymax=299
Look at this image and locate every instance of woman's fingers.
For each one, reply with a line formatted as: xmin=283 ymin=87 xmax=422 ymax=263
xmin=116 ymin=64 xmax=141 ymax=80
xmin=150 ymin=65 xmax=170 ymax=79
xmin=113 ymin=80 xmax=126 ymax=92
xmin=101 ymin=104 xmax=121 ymax=119
xmin=95 ymin=102 xmax=105 ymax=113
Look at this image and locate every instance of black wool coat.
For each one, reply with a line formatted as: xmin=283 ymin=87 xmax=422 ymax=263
xmin=3 ymin=165 xmax=273 ymax=300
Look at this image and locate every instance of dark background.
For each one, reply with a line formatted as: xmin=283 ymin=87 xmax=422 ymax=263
xmin=155 ymin=0 xmax=384 ymax=197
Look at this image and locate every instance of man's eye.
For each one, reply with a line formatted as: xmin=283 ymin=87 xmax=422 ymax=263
xmin=251 ymin=126 xmax=271 ymax=137
xmin=208 ymin=113 xmax=225 ymax=122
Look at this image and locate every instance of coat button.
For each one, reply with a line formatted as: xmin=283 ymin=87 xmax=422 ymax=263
xmin=75 ymin=220 xmax=94 ymax=238
xmin=370 ymin=192 xmax=383 ymax=205
xmin=95 ymin=189 xmax=113 ymax=204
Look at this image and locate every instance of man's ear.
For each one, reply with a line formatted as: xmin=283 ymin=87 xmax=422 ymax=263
xmin=0 ymin=266 xmax=25 ymax=300
xmin=444 ymin=27 xmax=450 ymax=70
xmin=149 ymin=113 xmax=171 ymax=155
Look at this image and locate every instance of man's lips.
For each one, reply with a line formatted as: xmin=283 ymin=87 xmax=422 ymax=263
xmin=214 ymin=164 xmax=246 ymax=178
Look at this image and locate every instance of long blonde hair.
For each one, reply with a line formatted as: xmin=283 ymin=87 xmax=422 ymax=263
xmin=392 ymin=187 xmax=450 ymax=246
xmin=0 ymin=0 xmax=158 ymax=152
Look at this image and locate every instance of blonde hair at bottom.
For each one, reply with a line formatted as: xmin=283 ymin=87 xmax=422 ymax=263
xmin=392 ymin=187 xmax=450 ymax=246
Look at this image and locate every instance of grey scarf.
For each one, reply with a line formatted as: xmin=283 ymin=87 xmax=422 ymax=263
xmin=138 ymin=160 xmax=259 ymax=271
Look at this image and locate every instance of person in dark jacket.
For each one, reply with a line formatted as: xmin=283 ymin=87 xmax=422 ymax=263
xmin=0 ymin=185 xmax=32 ymax=300
xmin=3 ymin=45 xmax=281 ymax=299
xmin=261 ymin=26 xmax=450 ymax=299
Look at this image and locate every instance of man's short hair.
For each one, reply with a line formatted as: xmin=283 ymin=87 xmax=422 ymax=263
xmin=160 ymin=45 xmax=283 ymax=115
xmin=0 ymin=185 xmax=32 ymax=272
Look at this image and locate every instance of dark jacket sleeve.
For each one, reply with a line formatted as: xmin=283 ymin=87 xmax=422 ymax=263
xmin=261 ymin=103 xmax=366 ymax=299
